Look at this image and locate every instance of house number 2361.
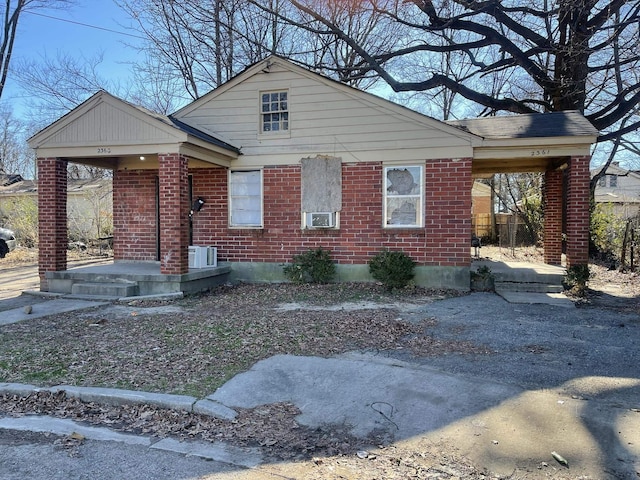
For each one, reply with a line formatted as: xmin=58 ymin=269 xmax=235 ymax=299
xmin=531 ymin=149 xmax=550 ymax=156
xmin=97 ymin=147 xmax=111 ymax=154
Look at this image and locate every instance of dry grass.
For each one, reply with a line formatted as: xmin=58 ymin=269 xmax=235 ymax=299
xmin=0 ymin=283 xmax=478 ymax=398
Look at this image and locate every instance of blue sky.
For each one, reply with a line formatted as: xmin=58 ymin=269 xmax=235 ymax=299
xmin=5 ymin=1 xmax=141 ymax=112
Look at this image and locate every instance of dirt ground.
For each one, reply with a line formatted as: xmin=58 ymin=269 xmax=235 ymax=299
xmin=1 ymin=246 xmax=639 ymax=479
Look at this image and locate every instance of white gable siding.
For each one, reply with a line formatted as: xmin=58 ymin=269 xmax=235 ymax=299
xmin=176 ymin=64 xmax=474 ymax=166
xmin=35 ymin=99 xmax=182 ymax=148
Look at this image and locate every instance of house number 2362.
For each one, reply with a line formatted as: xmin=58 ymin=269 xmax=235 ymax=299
xmin=97 ymin=147 xmax=111 ymax=154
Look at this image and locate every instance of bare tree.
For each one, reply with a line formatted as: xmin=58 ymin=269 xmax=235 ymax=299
xmin=0 ymin=0 xmax=75 ymax=101
xmin=15 ymin=51 xmax=117 ymax=127
xmin=274 ymin=0 xmax=639 ymax=147
xmin=0 ymin=102 xmax=33 ymax=177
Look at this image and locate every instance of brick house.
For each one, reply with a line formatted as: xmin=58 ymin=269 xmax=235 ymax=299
xmin=29 ymin=56 xmax=597 ymax=295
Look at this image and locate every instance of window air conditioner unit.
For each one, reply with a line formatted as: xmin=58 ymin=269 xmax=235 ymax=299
xmin=188 ymin=246 xmax=217 ymax=268
xmin=308 ymin=212 xmax=336 ymax=228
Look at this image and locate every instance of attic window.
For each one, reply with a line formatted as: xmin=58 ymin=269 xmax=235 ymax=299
xmin=261 ymin=90 xmax=288 ymax=133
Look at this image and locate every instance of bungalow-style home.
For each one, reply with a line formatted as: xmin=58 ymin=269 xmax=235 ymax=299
xmin=28 ymin=56 xmax=597 ymax=296
xmin=592 ymin=162 xmax=640 ymax=218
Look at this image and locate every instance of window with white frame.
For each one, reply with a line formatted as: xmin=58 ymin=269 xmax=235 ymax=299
xmin=384 ymin=165 xmax=423 ymax=227
xmin=261 ymin=90 xmax=288 ymax=133
xmin=229 ymin=170 xmax=263 ymax=227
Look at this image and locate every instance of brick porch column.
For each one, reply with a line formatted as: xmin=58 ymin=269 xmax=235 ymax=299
xmin=158 ymin=153 xmax=189 ymax=274
xmin=543 ymin=168 xmax=563 ymax=265
xmin=565 ymin=155 xmax=591 ymax=268
xmin=38 ymin=157 xmax=67 ymax=291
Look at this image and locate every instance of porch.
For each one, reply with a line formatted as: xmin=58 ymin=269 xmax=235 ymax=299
xmin=45 ymin=261 xmax=231 ymax=298
xmin=42 ymin=256 xmax=568 ymax=304
xmin=471 ymin=253 xmax=572 ymax=306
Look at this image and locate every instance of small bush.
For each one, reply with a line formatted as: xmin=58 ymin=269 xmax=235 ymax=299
xmin=564 ymin=264 xmax=591 ymax=296
xmin=368 ymin=249 xmax=415 ymax=290
xmin=283 ymin=247 xmax=336 ymax=284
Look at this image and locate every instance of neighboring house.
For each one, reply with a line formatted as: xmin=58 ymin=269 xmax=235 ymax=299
xmin=592 ymin=162 xmax=640 ymax=218
xmin=471 ymin=181 xmax=492 ymax=237
xmin=0 ymin=177 xmax=113 ymax=243
xmin=28 ymin=56 xmax=596 ymax=293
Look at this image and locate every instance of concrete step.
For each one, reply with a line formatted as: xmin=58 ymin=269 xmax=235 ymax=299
xmin=495 ymin=281 xmax=564 ymax=294
xmin=71 ymin=282 xmax=139 ymax=298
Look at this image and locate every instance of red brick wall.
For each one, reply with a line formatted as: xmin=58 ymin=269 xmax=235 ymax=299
xmin=188 ymin=159 xmax=472 ymax=267
xmin=566 ymin=155 xmax=590 ymax=267
xmin=114 ymin=159 xmax=472 ymax=269
xmin=113 ymin=169 xmax=157 ymax=262
xmin=543 ymin=169 xmax=564 ymax=265
xmin=38 ymin=157 xmax=68 ymax=290
xmin=159 ymin=154 xmax=189 ymax=274
xmin=424 ymin=159 xmax=473 ymax=266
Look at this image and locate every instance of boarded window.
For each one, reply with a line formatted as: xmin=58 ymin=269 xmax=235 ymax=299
xmin=301 ymin=156 xmax=341 ymax=228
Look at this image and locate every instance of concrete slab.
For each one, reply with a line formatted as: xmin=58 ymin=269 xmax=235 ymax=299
xmin=496 ymin=290 xmax=575 ymax=307
xmin=49 ymin=385 xmax=197 ymax=411
xmin=192 ymin=398 xmax=238 ymax=420
xmin=210 ymin=354 xmax=522 ymax=440
xmin=0 ymin=416 xmax=151 ymax=446
xmin=210 ymin=353 xmax=640 ymax=478
xmin=150 ymin=437 xmax=262 ymax=468
xmin=0 ymin=298 xmax=109 ymax=325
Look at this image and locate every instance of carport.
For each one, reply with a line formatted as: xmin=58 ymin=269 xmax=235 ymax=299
xmin=449 ymin=111 xmax=597 ymax=267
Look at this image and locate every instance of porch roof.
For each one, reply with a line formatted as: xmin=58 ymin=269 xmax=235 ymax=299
xmin=28 ymin=91 xmax=240 ymax=170
xmin=448 ymin=111 xmax=598 ymax=176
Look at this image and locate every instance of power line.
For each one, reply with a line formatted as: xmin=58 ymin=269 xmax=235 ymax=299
xmin=25 ymin=11 xmax=146 ymax=40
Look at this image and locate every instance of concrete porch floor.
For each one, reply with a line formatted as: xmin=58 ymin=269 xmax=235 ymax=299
xmin=471 ymin=258 xmax=572 ymax=307
xmin=45 ymin=261 xmax=232 ymax=298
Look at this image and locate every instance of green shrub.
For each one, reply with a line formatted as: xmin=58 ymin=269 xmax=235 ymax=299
xmin=0 ymin=196 xmax=38 ymax=247
xmin=283 ymin=247 xmax=336 ymax=284
xmin=590 ymin=203 xmax=625 ymax=263
xmin=564 ymin=264 xmax=591 ymax=296
xmin=368 ymin=249 xmax=415 ymax=290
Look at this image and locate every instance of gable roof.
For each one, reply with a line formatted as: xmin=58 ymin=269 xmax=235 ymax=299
xmin=28 ymin=91 xmax=239 ymax=167
xmin=173 ymin=55 xmax=481 ymax=145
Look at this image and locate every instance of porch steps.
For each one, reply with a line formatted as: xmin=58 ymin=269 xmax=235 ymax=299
xmin=473 ymin=260 xmax=566 ymax=294
xmin=71 ymin=281 xmax=139 ymax=298
xmin=494 ymin=280 xmax=564 ymax=294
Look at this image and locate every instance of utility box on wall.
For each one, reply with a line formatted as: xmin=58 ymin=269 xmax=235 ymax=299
xmin=188 ymin=246 xmax=217 ymax=268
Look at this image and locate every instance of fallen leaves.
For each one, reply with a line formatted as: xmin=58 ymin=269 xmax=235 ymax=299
xmin=0 ymin=283 xmax=484 ymax=398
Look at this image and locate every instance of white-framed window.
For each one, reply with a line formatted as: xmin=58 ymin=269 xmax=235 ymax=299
xmin=261 ymin=90 xmax=288 ymax=133
xmin=609 ymin=175 xmax=618 ymax=187
xmin=303 ymin=211 xmax=339 ymax=229
xmin=229 ymin=169 xmax=263 ymax=228
xmin=383 ymin=165 xmax=424 ymax=227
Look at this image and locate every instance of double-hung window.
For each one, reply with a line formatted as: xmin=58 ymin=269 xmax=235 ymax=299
xmin=261 ymin=90 xmax=288 ymax=133
xmin=383 ymin=165 xmax=424 ymax=227
xmin=229 ymin=170 xmax=263 ymax=228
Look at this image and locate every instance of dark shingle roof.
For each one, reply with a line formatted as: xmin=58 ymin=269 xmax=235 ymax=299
xmin=446 ymin=110 xmax=598 ymax=139
xmin=168 ymin=116 xmax=241 ymax=154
